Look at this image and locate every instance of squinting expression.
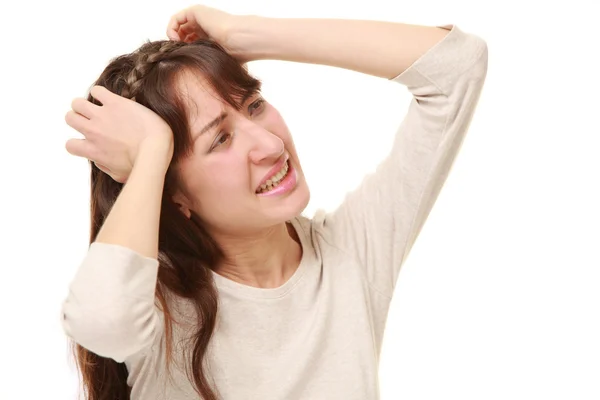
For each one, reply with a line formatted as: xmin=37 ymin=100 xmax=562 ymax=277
xmin=171 ymin=73 xmax=310 ymax=236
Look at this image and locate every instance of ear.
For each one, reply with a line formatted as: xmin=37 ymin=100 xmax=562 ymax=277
xmin=171 ymin=192 xmax=192 ymax=219
xmin=176 ymin=203 xmax=192 ymax=219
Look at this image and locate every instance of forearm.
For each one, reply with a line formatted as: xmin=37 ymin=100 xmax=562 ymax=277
xmin=95 ymin=140 xmax=171 ymax=259
xmin=233 ymin=16 xmax=451 ymax=79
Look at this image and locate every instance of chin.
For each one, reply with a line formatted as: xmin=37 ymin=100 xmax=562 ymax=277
xmin=264 ymin=181 xmax=310 ymax=225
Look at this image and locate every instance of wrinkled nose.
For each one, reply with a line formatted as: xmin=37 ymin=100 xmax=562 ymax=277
xmin=246 ymin=125 xmax=284 ymax=164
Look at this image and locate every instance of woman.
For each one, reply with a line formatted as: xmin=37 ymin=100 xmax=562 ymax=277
xmin=62 ymin=4 xmax=488 ymax=399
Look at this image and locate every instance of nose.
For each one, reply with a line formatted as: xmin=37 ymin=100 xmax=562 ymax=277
xmin=244 ymin=123 xmax=284 ymax=164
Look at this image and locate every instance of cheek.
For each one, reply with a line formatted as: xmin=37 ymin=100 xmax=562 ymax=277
xmin=203 ymin=158 xmax=248 ymax=195
xmin=264 ymin=109 xmax=293 ymax=144
xmin=179 ymin=157 xmax=244 ymax=200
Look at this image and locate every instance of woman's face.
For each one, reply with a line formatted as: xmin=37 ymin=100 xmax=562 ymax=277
xmin=171 ymin=73 xmax=310 ymax=236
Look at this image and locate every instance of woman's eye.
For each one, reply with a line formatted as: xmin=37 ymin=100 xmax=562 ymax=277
xmin=209 ymin=98 xmax=264 ymax=152
xmin=248 ymin=98 xmax=265 ymax=115
xmin=211 ymin=132 xmax=233 ymax=150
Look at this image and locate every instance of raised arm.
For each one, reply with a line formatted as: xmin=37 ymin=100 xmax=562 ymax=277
xmin=234 ymin=16 xmax=451 ymax=79
xmin=231 ymin=18 xmax=488 ymax=297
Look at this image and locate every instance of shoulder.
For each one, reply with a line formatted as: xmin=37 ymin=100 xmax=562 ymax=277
xmin=291 ymin=210 xmax=354 ymax=262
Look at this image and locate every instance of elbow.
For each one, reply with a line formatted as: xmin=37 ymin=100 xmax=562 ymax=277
xmin=474 ymin=39 xmax=488 ymax=81
xmin=61 ymin=299 xmax=158 ymax=363
xmin=462 ymin=33 xmax=488 ymax=84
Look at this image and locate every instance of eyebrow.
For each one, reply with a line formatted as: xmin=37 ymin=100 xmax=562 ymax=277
xmin=198 ymin=111 xmax=227 ymax=136
xmin=196 ymin=91 xmax=256 ymax=137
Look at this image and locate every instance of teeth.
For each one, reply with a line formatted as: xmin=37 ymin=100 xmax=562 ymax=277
xmin=257 ymin=161 xmax=289 ymax=193
xmin=268 ymin=162 xmax=287 ymax=183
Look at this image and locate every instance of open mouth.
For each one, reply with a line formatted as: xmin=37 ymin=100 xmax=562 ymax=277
xmin=256 ymin=160 xmax=290 ymax=194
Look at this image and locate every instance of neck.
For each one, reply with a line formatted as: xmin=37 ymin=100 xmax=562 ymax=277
xmin=211 ymin=221 xmax=302 ymax=289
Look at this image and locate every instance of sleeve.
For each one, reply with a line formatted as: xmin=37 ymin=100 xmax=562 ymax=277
xmin=60 ymin=242 xmax=163 ymax=363
xmin=314 ymin=24 xmax=489 ymax=298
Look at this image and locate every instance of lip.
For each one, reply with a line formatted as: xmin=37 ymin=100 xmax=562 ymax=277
xmin=255 ymin=154 xmax=289 ymax=192
xmin=257 ymin=161 xmax=297 ymax=197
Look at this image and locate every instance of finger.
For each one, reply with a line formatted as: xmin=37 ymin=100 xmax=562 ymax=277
xmin=173 ymin=11 xmax=189 ymax=27
xmin=169 ymin=25 xmax=199 ymax=42
xmin=94 ymin=161 xmax=112 ymax=174
xmin=167 ymin=11 xmax=189 ymax=35
xmin=179 ymin=25 xmax=191 ymax=36
xmin=167 ymin=27 xmax=180 ymax=41
xmin=94 ymin=163 xmax=124 ymax=183
xmin=71 ymin=98 xmax=100 ymax=119
xmin=167 ymin=20 xmax=182 ymax=40
xmin=94 ymin=163 xmax=126 ymax=184
xmin=89 ymin=85 xmax=114 ymax=106
xmin=176 ymin=24 xmax=195 ymax=40
xmin=181 ymin=20 xmax=200 ymax=34
xmin=65 ymin=138 xmax=98 ymax=160
xmin=183 ymin=33 xmax=198 ymax=43
xmin=65 ymin=110 xmax=92 ymax=136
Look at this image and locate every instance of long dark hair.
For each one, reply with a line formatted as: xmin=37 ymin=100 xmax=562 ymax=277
xmin=69 ymin=38 xmax=262 ymax=400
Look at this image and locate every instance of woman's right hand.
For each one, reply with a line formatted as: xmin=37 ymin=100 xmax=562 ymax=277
xmin=64 ymin=86 xmax=174 ymax=183
xmin=166 ymin=4 xmax=248 ymax=61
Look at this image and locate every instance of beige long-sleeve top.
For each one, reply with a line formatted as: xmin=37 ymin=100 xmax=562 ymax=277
xmin=61 ymin=24 xmax=488 ymax=400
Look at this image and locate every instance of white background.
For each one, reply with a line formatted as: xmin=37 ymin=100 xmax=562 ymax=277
xmin=0 ymin=0 xmax=598 ymax=399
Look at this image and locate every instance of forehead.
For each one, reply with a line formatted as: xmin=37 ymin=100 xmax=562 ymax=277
xmin=174 ymin=71 xmax=226 ymax=125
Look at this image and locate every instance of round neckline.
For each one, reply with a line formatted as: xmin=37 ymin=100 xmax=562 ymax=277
xmin=210 ymin=216 xmax=310 ymax=299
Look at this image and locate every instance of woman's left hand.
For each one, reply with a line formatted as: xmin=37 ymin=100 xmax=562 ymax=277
xmin=166 ymin=4 xmax=247 ymax=60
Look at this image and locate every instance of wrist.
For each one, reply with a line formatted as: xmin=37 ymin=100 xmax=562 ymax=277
xmin=138 ymin=137 xmax=173 ymax=169
xmin=226 ymin=15 xmax=269 ymax=62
